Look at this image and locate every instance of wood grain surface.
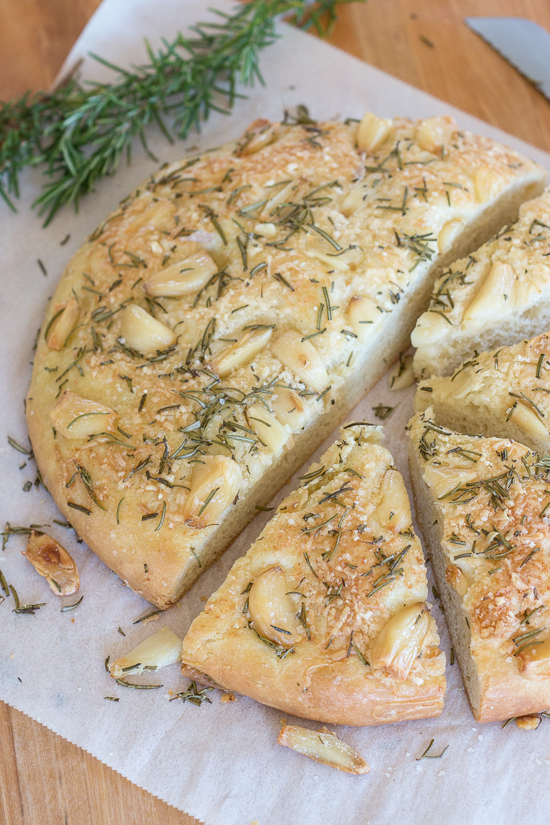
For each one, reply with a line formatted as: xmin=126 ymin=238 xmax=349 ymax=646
xmin=1 ymin=1 xmax=550 ymax=824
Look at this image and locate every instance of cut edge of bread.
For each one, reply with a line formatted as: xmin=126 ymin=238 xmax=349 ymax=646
xmin=408 ymin=435 xmax=484 ymax=719
xmin=408 ymin=413 xmax=550 ymax=722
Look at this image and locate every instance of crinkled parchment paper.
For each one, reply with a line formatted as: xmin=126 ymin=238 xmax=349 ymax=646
xmin=1 ymin=1 xmax=550 ymax=823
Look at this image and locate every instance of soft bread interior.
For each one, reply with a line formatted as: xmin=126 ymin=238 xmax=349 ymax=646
xmin=415 ymin=389 xmax=550 ymax=456
xmin=415 ymin=294 xmax=550 ymax=379
xmin=408 ymin=439 xmax=483 ymax=718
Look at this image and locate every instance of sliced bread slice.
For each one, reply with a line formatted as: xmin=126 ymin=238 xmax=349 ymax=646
xmin=409 ymin=408 xmax=550 ymax=723
xmin=181 ymin=424 xmax=445 ymax=726
xmin=412 ymin=190 xmax=550 ymax=378
xmin=415 ymin=332 xmax=550 ymax=454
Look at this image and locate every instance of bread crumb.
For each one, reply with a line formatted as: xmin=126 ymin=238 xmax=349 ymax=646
xmin=221 ymin=693 xmax=236 ymax=703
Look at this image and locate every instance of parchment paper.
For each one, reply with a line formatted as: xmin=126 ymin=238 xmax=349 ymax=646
xmin=2 ymin=1 xmax=550 ymax=823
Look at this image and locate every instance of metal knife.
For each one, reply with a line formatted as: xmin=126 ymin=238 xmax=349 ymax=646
xmin=464 ymin=17 xmax=550 ymax=101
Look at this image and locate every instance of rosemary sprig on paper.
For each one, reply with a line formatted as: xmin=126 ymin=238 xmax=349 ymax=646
xmin=0 ymin=0 xmax=359 ymax=224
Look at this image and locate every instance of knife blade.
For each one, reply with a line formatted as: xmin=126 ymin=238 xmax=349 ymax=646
xmin=464 ymin=17 xmax=550 ymax=102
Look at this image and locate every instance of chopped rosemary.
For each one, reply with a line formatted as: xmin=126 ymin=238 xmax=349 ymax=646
xmin=372 ymin=403 xmax=394 ymax=421
xmin=61 ymin=595 xmax=84 ymax=612
xmin=133 ymin=609 xmax=162 ymax=625
xmin=416 ymin=739 xmax=448 ymax=760
xmin=170 ymin=680 xmax=213 ymax=706
xmin=115 ymin=679 xmax=163 ymax=690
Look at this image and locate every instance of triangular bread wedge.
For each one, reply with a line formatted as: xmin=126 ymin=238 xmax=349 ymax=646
xmin=415 ymin=332 xmax=550 ymax=454
xmin=412 ymin=190 xmax=550 ymax=378
xmin=409 ymin=408 xmax=550 ymax=723
xmin=27 ymin=113 xmax=545 ymax=607
xmin=181 ymin=424 xmax=445 ymax=726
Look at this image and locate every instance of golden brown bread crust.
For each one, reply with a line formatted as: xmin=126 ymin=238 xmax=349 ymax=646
xmin=409 ymin=409 xmax=550 ymax=723
xmin=181 ymin=427 xmax=446 ymax=726
xmin=27 ymin=114 xmax=546 ymax=607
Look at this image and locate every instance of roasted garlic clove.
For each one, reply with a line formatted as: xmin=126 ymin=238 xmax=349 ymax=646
xmin=370 ymin=602 xmax=430 ymax=679
xmin=415 ymin=116 xmax=455 ymax=154
xmin=247 ymin=403 xmax=289 ymax=455
xmin=463 ymin=261 xmax=516 ymax=329
xmin=515 ymin=715 xmax=541 ymax=730
xmin=260 ymin=178 xmax=308 ymax=222
xmin=270 ymin=386 xmax=306 ymax=429
xmin=509 ymin=402 xmax=548 ymax=439
xmin=23 ymin=531 xmax=79 ymax=595
xmin=278 ymin=725 xmax=369 ymax=774
xmin=254 ymin=222 xmax=277 ymax=237
xmin=271 ymin=330 xmax=328 ymax=392
xmin=129 ymin=198 xmax=175 ymax=230
xmin=347 ymin=296 xmax=384 ymax=343
xmin=388 ymin=354 xmax=414 ymax=390
xmin=518 ymin=638 xmax=550 ymax=679
xmin=305 ymin=248 xmax=349 ymax=272
xmin=50 ymin=391 xmax=118 ymax=440
xmin=46 ymin=297 xmax=80 ymax=350
xmin=340 ymin=186 xmax=365 ymax=217
xmin=423 ymin=465 xmax=478 ymax=498
xmin=109 ymin=627 xmax=183 ymax=678
xmin=445 ymin=563 xmax=470 ymax=597
xmin=474 ymin=167 xmax=501 ymax=204
xmin=357 ymin=112 xmax=392 ymax=153
xmin=143 ymin=251 xmax=217 ymax=297
xmin=438 ymin=219 xmax=461 ymax=253
xmin=248 ymin=566 xmax=302 ymax=647
xmin=210 ymin=328 xmax=272 ymax=377
xmin=182 ymin=455 xmax=241 ymax=529
xmin=410 ymin=311 xmax=451 ymax=347
xmin=375 ymin=469 xmax=411 ymax=532
xmin=237 ymin=120 xmax=280 ymax=156
xmin=120 ymin=304 xmax=177 ymax=356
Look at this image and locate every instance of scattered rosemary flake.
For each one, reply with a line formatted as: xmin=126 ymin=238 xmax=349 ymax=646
xmin=61 ymin=595 xmax=84 ymax=612
xmin=133 ymin=609 xmax=162 ymax=625
xmin=372 ymin=403 xmax=394 ymax=421
xmin=115 ymin=679 xmax=163 ymax=690
xmin=170 ymin=680 xmax=213 ymax=706
xmin=416 ymin=739 xmax=448 ymax=760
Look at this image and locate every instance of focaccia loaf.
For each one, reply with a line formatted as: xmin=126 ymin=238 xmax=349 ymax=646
xmin=27 ymin=112 xmax=546 ymax=607
xmin=415 ymin=332 xmax=550 ymax=453
xmin=409 ymin=408 xmax=550 ymax=723
xmin=413 ymin=190 xmax=550 ymax=378
xmin=181 ymin=425 xmax=445 ymax=726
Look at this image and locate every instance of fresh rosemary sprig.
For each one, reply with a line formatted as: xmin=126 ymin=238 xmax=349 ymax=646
xmin=0 ymin=0 xmax=358 ymax=224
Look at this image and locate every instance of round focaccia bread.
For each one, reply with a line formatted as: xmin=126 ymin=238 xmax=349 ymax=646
xmin=27 ymin=113 xmax=546 ymax=608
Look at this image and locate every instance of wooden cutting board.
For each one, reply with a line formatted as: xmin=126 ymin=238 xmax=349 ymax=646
xmin=1 ymin=1 xmax=550 ymax=824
